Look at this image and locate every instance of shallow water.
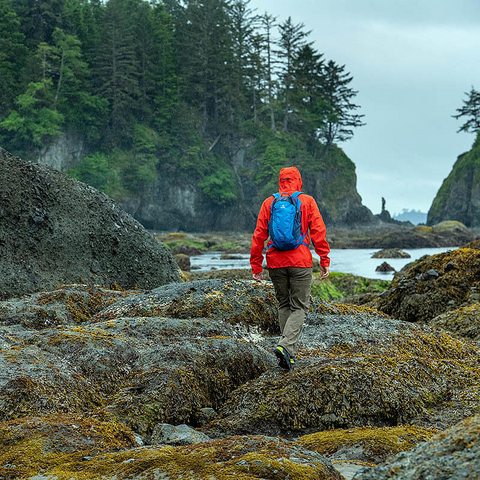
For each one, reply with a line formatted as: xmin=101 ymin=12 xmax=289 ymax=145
xmin=190 ymin=247 xmax=455 ymax=279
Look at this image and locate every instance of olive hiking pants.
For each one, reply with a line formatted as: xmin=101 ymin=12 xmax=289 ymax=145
xmin=268 ymin=266 xmax=313 ymax=357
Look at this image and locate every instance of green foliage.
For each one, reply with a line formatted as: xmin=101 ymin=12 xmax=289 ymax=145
xmin=69 ymin=153 xmax=114 ymax=192
xmin=0 ymin=0 xmax=28 ymax=112
xmin=311 ymin=271 xmax=390 ymax=301
xmin=199 ymin=167 xmax=238 ymax=205
xmin=256 ymin=143 xmax=288 ymax=195
xmin=3 ymin=0 xmax=367 ymax=216
xmin=453 ymin=87 xmax=480 ymax=134
xmin=1 ymin=81 xmax=64 ymax=148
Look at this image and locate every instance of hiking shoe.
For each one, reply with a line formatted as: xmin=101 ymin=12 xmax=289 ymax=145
xmin=275 ymin=346 xmax=292 ymax=371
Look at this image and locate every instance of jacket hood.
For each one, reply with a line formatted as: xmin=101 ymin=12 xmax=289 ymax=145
xmin=279 ymin=167 xmax=303 ymax=194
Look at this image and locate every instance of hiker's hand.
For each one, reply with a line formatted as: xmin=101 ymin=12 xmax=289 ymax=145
xmin=320 ymin=266 xmax=330 ymax=280
xmin=253 ymin=272 xmax=264 ymax=282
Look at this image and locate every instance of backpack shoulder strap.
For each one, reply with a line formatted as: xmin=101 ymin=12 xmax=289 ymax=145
xmin=290 ymin=191 xmax=303 ymax=200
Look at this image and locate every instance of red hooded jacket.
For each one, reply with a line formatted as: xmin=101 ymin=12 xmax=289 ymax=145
xmin=250 ymin=167 xmax=331 ymax=274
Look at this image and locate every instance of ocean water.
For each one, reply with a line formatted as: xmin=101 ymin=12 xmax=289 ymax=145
xmin=190 ymin=247 xmax=455 ymax=279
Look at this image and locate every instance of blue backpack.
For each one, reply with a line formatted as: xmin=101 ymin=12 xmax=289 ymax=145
xmin=268 ymin=191 xmax=308 ymax=251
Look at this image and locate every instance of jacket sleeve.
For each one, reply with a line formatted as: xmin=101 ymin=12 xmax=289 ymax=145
xmin=308 ymin=199 xmax=331 ymax=268
xmin=250 ymin=200 xmax=270 ymax=274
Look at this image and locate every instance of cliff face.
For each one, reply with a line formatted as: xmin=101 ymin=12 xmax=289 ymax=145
xmin=35 ymin=135 xmax=374 ymax=232
xmin=119 ymin=142 xmax=374 ymax=232
xmin=428 ymin=134 xmax=480 ymax=227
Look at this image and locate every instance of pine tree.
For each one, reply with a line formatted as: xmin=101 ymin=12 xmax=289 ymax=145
xmin=259 ymin=12 xmax=277 ymax=132
xmin=229 ymin=0 xmax=257 ymax=126
xmin=94 ymin=0 xmax=140 ymax=145
xmin=318 ymin=59 xmax=365 ymax=151
xmin=13 ymin=0 xmax=66 ymax=48
xmin=151 ymin=1 xmax=178 ymax=140
xmin=453 ymin=87 xmax=480 ymax=134
xmin=276 ymin=17 xmax=311 ymax=133
xmin=291 ymin=45 xmax=326 ymax=152
xmin=176 ymin=0 xmax=234 ymax=137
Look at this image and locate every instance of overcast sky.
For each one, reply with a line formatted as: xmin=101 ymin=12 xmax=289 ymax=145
xmin=248 ymin=0 xmax=480 ymax=215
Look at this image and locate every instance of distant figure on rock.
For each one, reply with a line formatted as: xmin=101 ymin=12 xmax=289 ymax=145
xmin=250 ymin=167 xmax=330 ymax=371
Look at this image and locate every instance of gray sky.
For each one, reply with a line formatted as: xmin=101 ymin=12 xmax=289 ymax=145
xmin=248 ymin=0 xmax=480 ymax=215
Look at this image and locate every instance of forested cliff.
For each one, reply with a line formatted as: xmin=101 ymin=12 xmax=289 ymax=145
xmin=0 ymin=0 xmax=372 ymax=231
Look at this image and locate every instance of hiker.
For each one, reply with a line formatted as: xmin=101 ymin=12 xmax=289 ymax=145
xmin=250 ymin=166 xmax=330 ymax=371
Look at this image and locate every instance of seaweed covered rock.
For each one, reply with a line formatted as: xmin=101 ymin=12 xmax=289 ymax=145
xmin=430 ymin=304 xmax=480 ymax=342
xmin=0 ymin=147 xmax=180 ymax=299
xmin=0 ymin=284 xmax=275 ymax=435
xmin=378 ymin=248 xmax=480 ymax=322
xmin=353 ymin=414 xmax=480 ymax=480
xmin=0 ymin=414 xmax=139 ymax=479
xmin=95 ymin=279 xmax=386 ymax=335
xmin=0 ymin=284 xmax=135 ymax=329
xmin=296 ymin=425 xmax=438 ymax=464
xmin=95 ymin=279 xmax=280 ymax=332
xmin=0 ymin=429 xmax=343 ymax=480
xmin=203 ymin=316 xmax=480 ymax=437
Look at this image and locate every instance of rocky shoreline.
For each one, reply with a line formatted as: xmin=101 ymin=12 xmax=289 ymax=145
xmin=1 ymin=150 xmax=479 ymax=479
xmin=156 ymin=221 xmax=480 ymax=260
xmin=1 ymin=264 xmax=480 ymax=479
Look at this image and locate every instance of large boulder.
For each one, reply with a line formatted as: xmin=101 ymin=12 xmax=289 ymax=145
xmin=378 ymin=248 xmax=480 ymax=322
xmin=353 ymin=414 xmax=480 ymax=480
xmin=0 ymin=147 xmax=180 ymax=299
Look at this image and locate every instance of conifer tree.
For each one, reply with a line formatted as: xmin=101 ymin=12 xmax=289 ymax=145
xmin=453 ymin=87 xmax=480 ymax=134
xmin=94 ymin=0 xmax=140 ymax=144
xmin=176 ymin=0 xmax=234 ymax=137
xmin=259 ymin=12 xmax=277 ymax=132
xmin=318 ymin=59 xmax=365 ymax=151
xmin=276 ymin=17 xmax=311 ymax=132
xmin=291 ymin=45 xmax=326 ymax=152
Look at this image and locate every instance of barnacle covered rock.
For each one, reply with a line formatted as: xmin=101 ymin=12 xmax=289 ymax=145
xmin=94 ymin=279 xmax=385 ymax=334
xmin=378 ymin=248 xmax=480 ymax=322
xmin=353 ymin=414 xmax=480 ymax=480
xmin=372 ymin=248 xmax=411 ymax=259
xmin=0 ymin=298 xmax=274 ymax=434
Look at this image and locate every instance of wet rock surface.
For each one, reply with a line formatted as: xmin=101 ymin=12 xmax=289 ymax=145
xmin=378 ymin=248 xmax=480 ymax=322
xmin=150 ymin=423 xmax=212 ymax=446
xmin=0 ymin=147 xmax=180 ymax=299
xmin=353 ymin=414 xmax=480 ymax=480
xmin=1 ymin=275 xmax=479 ymax=478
